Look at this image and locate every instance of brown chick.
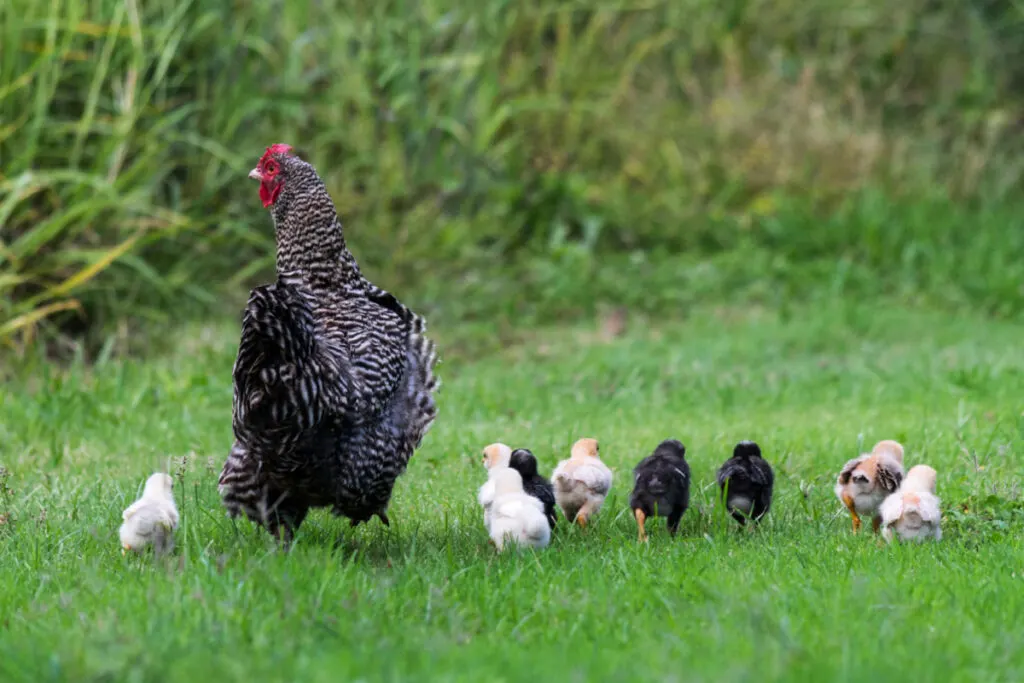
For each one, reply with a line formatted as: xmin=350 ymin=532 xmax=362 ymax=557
xmin=551 ymin=438 xmax=613 ymax=527
xmin=834 ymin=439 xmax=906 ymax=533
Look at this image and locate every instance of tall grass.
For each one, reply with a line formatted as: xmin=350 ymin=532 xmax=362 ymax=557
xmin=2 ymin=0 xmax=1024 ymax=351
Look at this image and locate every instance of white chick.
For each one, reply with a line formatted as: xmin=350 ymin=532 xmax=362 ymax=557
xmin=487 ymin=468 xmax=550 ymax=551
xmin=551 ymin=437 xmax=612 ymax=527
xmin=119 ymin=473 xmax=179 ymax=556
xmin=477 ymin=443 xmax=513 ymax=528
xmin=880 ymin=465 xmax=942 ymax=544
xmin=834 ymin=439 xmax=905 ymax=533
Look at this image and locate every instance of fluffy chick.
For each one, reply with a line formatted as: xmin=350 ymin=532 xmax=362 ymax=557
xmin=119 ymin=473 xmax=179 ymax=556
xmin=509 ymin=448 xmax=558 ymax=530
xmin=551 ymin=437 xmax=613 ymax=527
xmin=834 ymin=439 xmax=905 ymax=533
xmin=487 ymin=468 xmax=551 ymax=551
xmin=880 ymin=465 xmax=942 ymax=544
xmin=629 ymin=439 xmax=690 ymax=542
xmin=477 ymin=443 xmax=513 ymax=529
xmin=716 ymin=440 xmax=774 ymax=526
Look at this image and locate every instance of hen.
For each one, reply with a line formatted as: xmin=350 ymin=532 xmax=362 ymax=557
xmin=218 ymin=144 xmax=440 ymax=542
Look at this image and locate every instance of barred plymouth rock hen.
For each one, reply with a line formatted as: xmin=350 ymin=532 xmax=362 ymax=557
xmin=218 ymin=144 xmax=440 ymax=543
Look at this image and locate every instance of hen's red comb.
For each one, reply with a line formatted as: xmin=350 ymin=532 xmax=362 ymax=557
xmin=259 ymin=143 xmax=293 ymax=165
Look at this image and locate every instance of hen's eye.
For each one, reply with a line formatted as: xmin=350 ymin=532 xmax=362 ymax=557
xmin=265 ymin=161 xmax=277 ymax=174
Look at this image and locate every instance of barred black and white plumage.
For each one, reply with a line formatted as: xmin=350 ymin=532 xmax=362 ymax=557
xmin=716 ymin=440 xmax=774 ymax=526
xmin=218 ymin=144 xmax=440 ymax=542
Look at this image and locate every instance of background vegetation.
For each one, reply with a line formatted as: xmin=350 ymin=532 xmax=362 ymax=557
xmin=2 ymin=0 xmax=1024 ymax=356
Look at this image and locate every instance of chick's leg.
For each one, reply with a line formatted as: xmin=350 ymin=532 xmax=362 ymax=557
xmin=576 ymin=499 xmax=600 ymax=528
xmin=841 ymin=492 xmax=862 ymax=532
xmin=634 ymin=508 xmax=648 ymax=543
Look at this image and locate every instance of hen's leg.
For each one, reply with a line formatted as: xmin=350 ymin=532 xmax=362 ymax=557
xmin=263 ymin=489 xmax=309 ymax=547
xmin=871 ymin=514 xmax=883 ymax=535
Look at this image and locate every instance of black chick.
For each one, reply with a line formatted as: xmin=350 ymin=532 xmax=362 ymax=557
xmin=628 ymin=439 xmax=691 ymax=542
xmin=716 ymin=440 xmax=774 ymax=526
xmin=509 ymin=448 xmax=558 ymax=530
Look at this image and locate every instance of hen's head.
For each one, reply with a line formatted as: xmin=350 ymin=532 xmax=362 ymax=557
xmin=249 ymin=143 xmax=300 ymax=208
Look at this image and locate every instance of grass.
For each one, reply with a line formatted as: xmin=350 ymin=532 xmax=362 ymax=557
xmin=1 ymin=300 xmax=1023 ymax=682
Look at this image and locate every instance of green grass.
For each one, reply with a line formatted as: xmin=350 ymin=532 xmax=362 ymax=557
xmin=1 ymin=301 xmax=1023 ymax=682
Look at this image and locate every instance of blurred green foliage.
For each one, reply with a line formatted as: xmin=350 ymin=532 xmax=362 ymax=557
xmin=2 ymin=0 xmax=1024 ymax=351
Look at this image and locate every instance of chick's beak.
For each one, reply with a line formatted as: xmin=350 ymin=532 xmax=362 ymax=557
xmin=248 ymin=168 xmax=262 ymax=181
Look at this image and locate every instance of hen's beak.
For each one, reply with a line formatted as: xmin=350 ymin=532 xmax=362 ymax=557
xmin=248 ymin=168 xmax=262 ymax=181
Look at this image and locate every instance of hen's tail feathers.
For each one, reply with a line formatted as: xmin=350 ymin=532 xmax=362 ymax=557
xmin=405 ymin=313 xmax=441 ymax=449
xmin=218 ymin=442 xmax=265 ymax=521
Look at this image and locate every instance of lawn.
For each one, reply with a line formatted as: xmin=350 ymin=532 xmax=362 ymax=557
xmin=1 ymin=301 xmax=1023 ymax=683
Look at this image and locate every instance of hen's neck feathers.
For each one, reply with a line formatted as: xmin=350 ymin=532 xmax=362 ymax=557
xmin=270 ymin=162 xmax=363 ymax=295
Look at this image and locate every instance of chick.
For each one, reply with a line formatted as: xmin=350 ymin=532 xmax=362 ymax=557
xmin=879 ymin=465 xmax=942 ymax=544
xmin=551 ymin=437 xmax=613 ymax=527
xmin=487 ymin=468 xmax=551 ymax=551
xmin=509 ymin=448 xmax=558 ymax=530
xmin=477 ymin=443 xmax=513 ymax=529
xmin=629 ymin=439 xmax=690 ymax=542
xmin=119 ymin=473 xmax=179 ymax=556
xmin=716 ymin=440 xmax=774 ymax=526
xmin=834 ymin=439 xmax=905 ymax=533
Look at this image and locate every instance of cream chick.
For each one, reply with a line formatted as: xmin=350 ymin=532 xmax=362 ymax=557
xmin=119 ymin=473 xmax=179 ymax=556
xmin=834 ymin=439 xmax=905 ymax=533
xmin=487 ymin=468 xmax=550 ymax=551
xmin=477 ymin=443 xmax=513 ymax=528
xmin=880 ymin=465 xmax=942 ymax=544
xmin=551 ymin=437 xmax=613 ymax=527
